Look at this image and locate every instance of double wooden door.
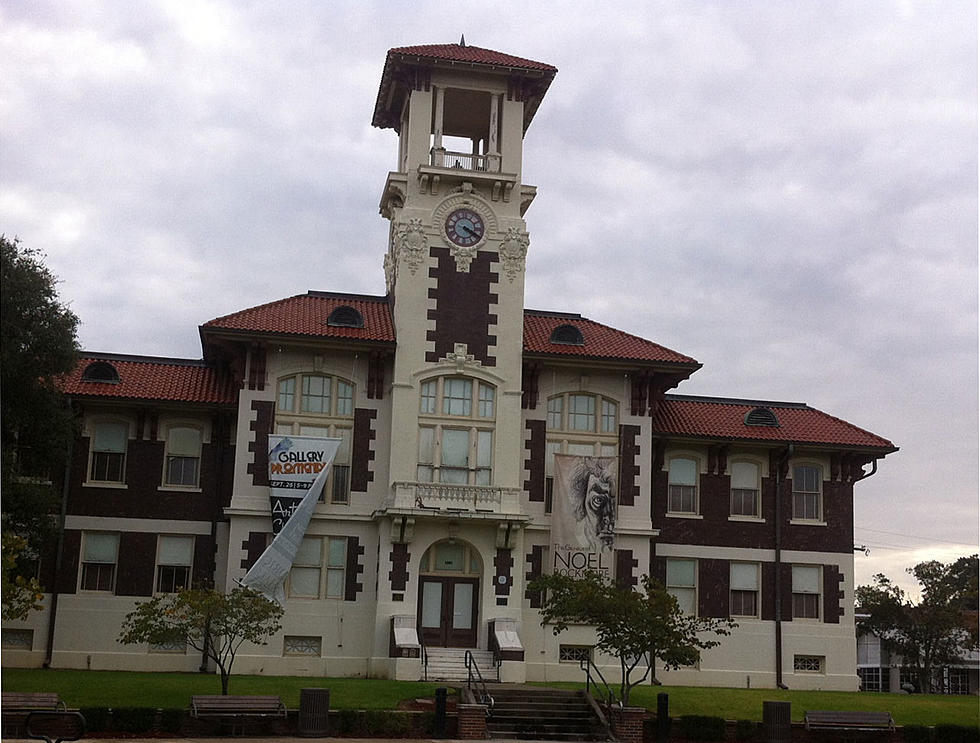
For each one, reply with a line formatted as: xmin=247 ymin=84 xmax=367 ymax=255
xmin=418 ymin=576 xmax=479 ymax=647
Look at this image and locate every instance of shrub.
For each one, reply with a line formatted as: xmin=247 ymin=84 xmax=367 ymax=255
xmin=679 ymin=714 xmax=726 ymax=741
xmin=78 ymin=707 xmax=109 ymax=733
xmin=332 ymin=709 xmax=361 ymax=736
xmin=935 ymin=724 xmax=980 ymax=743
xmin=735 ymin=718 xmax=757 ymax=742
xmin=109 ymin=707 xmax=158 ymax=733
xmin=902 ymin=725 xmax=932 ymax=743
xmin=159 ymin=708 xmax=185 ymax=734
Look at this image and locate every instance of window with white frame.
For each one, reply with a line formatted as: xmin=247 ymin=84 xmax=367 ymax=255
xmin=80 ymin=532 xmax=119 ymax=592
xmin=730 ymin=562 xmax=759 ymax=617
xmin=730 ymin=460 xmax=760 ymax=517
xmin=666 ymin=558 xmax=697 ymax=615
xmin=858 ymin=666 xmax=885 ymax=692
xmin=793 ymin=654 xmax=824 ymax=673
xmin=792 ymin=565 xmax=822 ymax=619
xmin=288 ymin=536 xmax=346 ymax=599
xmin=544 ymin=393 xmax=618 ymax=511
xmin=792 ymin=464 xmax=822 ymax=520
xmin=163 ymin=426 xmax=202 ymax=487
xmin=417 ymin=376 xmax=495 ymax=486
xmin=89 ymin=421 xmax=127 ymax=483
xmin=156 ymin=535 xmax=194 ymax=593
xmin=668 ymin=457 xmax=699 ymax=514
xmin=276 ymin=373 xmax=354 ymax=504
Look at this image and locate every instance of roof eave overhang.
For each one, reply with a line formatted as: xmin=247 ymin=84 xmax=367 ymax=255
xmin=649 ymin=432 xmax=898 ymax=456
xmin=200 ymin=325 xmax=397 ymax=352
xmin=522 ymin=351 xmax=701 ymax=373
xmin=62 ymin=392 xmax=238 ymax=408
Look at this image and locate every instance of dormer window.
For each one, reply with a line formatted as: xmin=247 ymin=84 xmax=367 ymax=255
xmin=549 ymin=324 xmax=585 ymax=345
xmin=82 ymin=361 xmax=120 ymax=383
xmin=327 ymin=306 xmax=364 ymax=328
xmin=745 ymin=407 xmax=779 ymax=427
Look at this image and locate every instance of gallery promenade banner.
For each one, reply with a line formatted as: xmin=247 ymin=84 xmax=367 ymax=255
xmin=550 ymin=454 xmax=618 ymax=579
xmin=267 ymin=435 xmax=341 ymax=534
xmin=240 ymin=434 xmax=340 ymax=604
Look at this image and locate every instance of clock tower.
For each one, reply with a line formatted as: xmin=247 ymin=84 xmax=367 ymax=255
xmin=372 ymin=43 xmax=556 ymax=492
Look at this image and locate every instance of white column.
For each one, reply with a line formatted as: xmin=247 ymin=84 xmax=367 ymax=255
xmin=433 ymin=86 xmax=445 ymax=166
xmin=488 ymin=94 xmax=500 ymax=172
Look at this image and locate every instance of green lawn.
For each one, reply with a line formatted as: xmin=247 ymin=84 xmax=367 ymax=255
xmin=537 ymin=681 xmax=980 ymax=726
xmin=1 ymin=669 xmax=443 ymax=710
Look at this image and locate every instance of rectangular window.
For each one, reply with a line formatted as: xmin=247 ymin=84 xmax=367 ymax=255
xmin=156 ymin=535 xmax=194 ymax=593
xmin=600 ymin=399 xmax=616 ymax=433
xmin=558 ymin=645 xmax=593 ymax=663
xmin=417 ymin=427 xmax=435 ymax=482
xmin=792 ymin=565 xmax=821 ymax=619
xmin=330 ymin=428 xmax=352 ymax=504
xmin=420 ymin=381 xmax=437 ymax=414
xmin=325 ymin=537 xmax=346 ymax=598
xmin=568 ymin=394 xmax=596 ymax=431
xmin=666 ymin=558 xmax=697 ymax=615
xmin=284 ymin=636 xmax=322 ymax=656
xmin=439 ymin=428 xmax=470 ymax=484
xmin=730 ymin=562 xmax=758 ymax=617
xmin=278 ymin=377 xmax=296 ymax=411
xmin=668 ymin=457 xmax=698 ymax=513
xmin=1 ymin=628 xmax=34 ymax=650
xmin=288 ymin=536 xmax=347 ymax=599
xmin=81 ymin=532 xmax=119 ymax=592
xmin=478 ymin=383 xmax=495 ymax=418
xmin=475 ymin=430 xmax=492 ymax=486
xmin=793 ymin=655 xmax=824 ymax=673
xmin=336 ymin=381 xmax=354 ymax=416
xmin=164 ymin=427 xmax=201 ymax=487
xmin=443 ymin=378 xmax=472 ymax=416
xmin=547 ymin=397 xmax=563 ymax=429
xmin=858 ymin=667 xmax=883 ymax=692
xmin=730 ymin=461 xmax=759 ymax=517
xmin=301 ymin=375 xmax=331 ymax=414
xmin=792 ymin=465 xmax=821 ymax=520
xmin=90 ymin=422 xmax=127 ymax=482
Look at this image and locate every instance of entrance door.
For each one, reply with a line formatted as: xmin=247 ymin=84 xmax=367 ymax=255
xmin=419 ymin=576 xmax=478 ymax=647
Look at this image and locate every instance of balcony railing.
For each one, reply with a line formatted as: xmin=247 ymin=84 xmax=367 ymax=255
xmin=430 ymin=148 xmax=501 ymax=173
xmin=385 ymin=481 xmax=523 ymax=516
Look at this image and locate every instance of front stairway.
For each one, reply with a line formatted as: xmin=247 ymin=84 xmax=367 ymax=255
xmin=486 ymin=685 xmax=610 ymax=741
xmin=424 ymin=647 xmax=496 ymax=682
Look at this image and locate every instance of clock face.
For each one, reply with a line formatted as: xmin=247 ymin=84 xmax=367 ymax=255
xmin=444 ymin=208 xmax=486 ymax=247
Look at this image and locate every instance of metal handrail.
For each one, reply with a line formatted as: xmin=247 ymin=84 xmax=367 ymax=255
xmin=419 ymin=632 xmax=428 ymax=682
xmin=464 ymin=650 xmax=494 ymax=715
xmin=580 ymin=657 xmax=619 ymax=711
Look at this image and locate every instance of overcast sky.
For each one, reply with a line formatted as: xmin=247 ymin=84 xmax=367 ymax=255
xmin=2 ymin=0 xmax=976 ymax=597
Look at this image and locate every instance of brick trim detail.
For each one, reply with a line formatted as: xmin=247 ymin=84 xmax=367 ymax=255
xmin=521 ymin=362 xmax=541 ymax=409
xmin=698 ymin=558 xmax=729 ymax=619
xmin=57 ymin=530 xmax=82 ymax=594
xmin=116 ymin=532 xmax=156 ymax=597
xmin=425 ymin=246 xmax=498 ymax=366
xmin=523 ymin=419 xmax=546 ymax=502
xmin=389 ymin=543 xmax=410 ymax=592
xmin=615 ymin=548 xmax=638 ymax=590
xmin=240 ymin=532 xmax=268 ymax=571
xmin=824 ymin=564 xmax=842 ymax=624
xmin=247 ymin=342 xmax=267 ymax=391
xmin=351 ymin=408 xmax=377 ymax=493
xmin=618 ymin=424 xmax=640 ymax=506
xmin=525 ymin=545 xmax=545 ymax=608
xmin=367 ymin=351 xmax=388 ymax=400
xmin=247 ymin=400 xmax=274 ymax=486
xmin=344 ymin=536 xmax=365 ymax=601
xmin=494 ymin=548 xmax=514 ymax=597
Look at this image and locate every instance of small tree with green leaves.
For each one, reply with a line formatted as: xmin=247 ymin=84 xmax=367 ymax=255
xmin=530 ymin=571 xmax=735 ymax=705
xmin=119 ymin=587 xmax=283 ymax=694
xmin=2 ymin=532 xmax=44 ymax=620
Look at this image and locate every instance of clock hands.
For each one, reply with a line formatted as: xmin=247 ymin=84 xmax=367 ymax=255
xmin=461 ymin=225 xmax=481 ymax=239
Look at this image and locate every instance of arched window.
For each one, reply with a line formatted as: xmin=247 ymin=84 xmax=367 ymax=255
xmin=276 ymin=373 xmax=355 ymax=504
xmin=417 ymin=376 xmax=495 ymax=486
xmin=544 ymin=393 xmax=618 ymax=511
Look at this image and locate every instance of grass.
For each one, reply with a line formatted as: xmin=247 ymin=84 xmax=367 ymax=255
xmin=0 ymin=669 xmax=444 ymax=710
xmin=536 ymin=681 xmax=980 ymax=726
xmin=3 ymin=669 xmax=977 ymax=726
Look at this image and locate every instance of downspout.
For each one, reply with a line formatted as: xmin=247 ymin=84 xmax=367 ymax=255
xmin=773 ymin=443 xmax=792 ymax=689
xmin=44 ymin=398 xmax=73 ymax=668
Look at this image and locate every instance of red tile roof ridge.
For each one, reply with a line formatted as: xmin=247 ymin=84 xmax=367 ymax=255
xmin=203 ymin=291 xmax=390 ymax=328
xmin=78 ymin=350 xmax=207 ymax=366
xmin=203 ymin=292 xmax=311 ymax=327
xmin=388 ymin=43 xmax=557 ymax=72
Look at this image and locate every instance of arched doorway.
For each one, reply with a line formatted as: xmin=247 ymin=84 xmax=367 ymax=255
xmin=417 ymin=539 xmax=481 ymax=648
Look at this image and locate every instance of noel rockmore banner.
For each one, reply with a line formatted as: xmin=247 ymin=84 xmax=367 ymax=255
xmin=551 ymin=454 xmax=617 ymax=578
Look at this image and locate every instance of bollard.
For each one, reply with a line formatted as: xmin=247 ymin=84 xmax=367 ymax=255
xmin=656 ymin=692 xmax=670 ymax=743
xmin=434 ymin=686 xmax=447 ymax=738
xmin=762 ymin=700 xmax=791 ymax=743
xmin=297 ymin=688 xmax=330 ymax=737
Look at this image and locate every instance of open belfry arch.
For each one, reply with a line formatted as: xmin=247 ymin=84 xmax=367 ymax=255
xmin=8 ymin=41 xmax=896 ymax=693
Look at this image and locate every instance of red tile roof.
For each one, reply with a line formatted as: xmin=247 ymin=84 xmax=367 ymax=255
xmin=523 ymin=311 xmax=700 ymax=366
xmin=60 ymin=355 xmax=237 ymax=404
xmin=202 ymin=293 xmax=396 ymax=343
xmin=387 ymin=44 xmax=557 ymax=72
xmin=654 ymin=395 xmax=896 ymax=450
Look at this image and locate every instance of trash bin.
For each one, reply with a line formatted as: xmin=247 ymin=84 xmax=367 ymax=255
xmin=762 ymin=700 xmax=790 ymax=743
xmin=298 ymin=688 xmax=330 ymax=737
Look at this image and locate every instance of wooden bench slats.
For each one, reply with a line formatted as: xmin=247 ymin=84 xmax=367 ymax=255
xmin=805 ymin=710 xmax=895 ymax=731
xmin=2 ymin=693 xmax=67 ymax=712
xmin=190 ymin=695 xmax=286 ymax=718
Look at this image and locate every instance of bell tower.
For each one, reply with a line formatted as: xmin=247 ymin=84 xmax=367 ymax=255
xmin=372 ymin=42 xmax=556 ymax=489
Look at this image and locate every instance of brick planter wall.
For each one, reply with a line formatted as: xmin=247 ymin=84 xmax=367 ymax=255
xmin=457 ymin=703 xmax=488 ymax=739
xmin=611 ymin=706 xmax=646 ymax=743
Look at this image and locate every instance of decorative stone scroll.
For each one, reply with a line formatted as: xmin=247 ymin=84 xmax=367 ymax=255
xmin=498 ymin=226 xmax=529 ymax=281
xmin=394 ymin=218 xmax=427 ymax=275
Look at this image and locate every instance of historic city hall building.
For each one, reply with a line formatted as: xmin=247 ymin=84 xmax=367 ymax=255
xmin=3 ymin=43 xmax=897 ymax=690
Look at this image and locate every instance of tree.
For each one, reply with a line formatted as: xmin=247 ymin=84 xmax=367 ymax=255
xmin=856 ymin=554 xmax=978 ymax=693
xmin=1 ymin=235 xmax=79 ymax=619
xmin=1 ymin=533 xmax=44 ymax=620
xmin=119 ymin=587 xmax=284 ymax=694
xmin=530 ymin=571 xmax=735 ymax=705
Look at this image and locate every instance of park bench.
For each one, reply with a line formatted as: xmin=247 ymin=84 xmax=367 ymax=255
xmin=190 ymin=694 xmax=287 ymax=735
xmin=805 ymin=710 xmax=895 ymax=735
xmin=1 ymin=693 xmax=68 ymax=738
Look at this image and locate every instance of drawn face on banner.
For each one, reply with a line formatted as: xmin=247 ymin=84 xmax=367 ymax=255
xmin=569 ymin=458 xmax=616 ymax=552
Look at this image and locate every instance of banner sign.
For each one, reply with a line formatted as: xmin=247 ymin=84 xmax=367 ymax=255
xmin=268 ymin=435 xmax=341 ymax=534
xmin=241 ymin=435 xmax=341 ymax=605
xmin=550 ymin=454 xmax=617 ymax=579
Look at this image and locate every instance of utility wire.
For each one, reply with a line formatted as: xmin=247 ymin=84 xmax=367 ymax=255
xmin=854 ymin=526 xmax=977 ymax=548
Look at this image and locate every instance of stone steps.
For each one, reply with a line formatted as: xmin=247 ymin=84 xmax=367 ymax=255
xmin=423 ymin=647 xmax=497 ymax=682
xmin=486 ymin=687 xmax=609 ymax=741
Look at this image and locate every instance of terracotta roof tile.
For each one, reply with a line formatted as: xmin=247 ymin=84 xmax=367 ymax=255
xmin=654 ymin=395 xmax=896 ymax=450
xmin=202 ymin=292 xmax=395 ymax=343
xmin=523 ymin=311 xmax=699 ymax=366
xmin=60 ymin=355 xmax=237 ymax=404
xmin=388 ymin=44 xmax=556 ymax=72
